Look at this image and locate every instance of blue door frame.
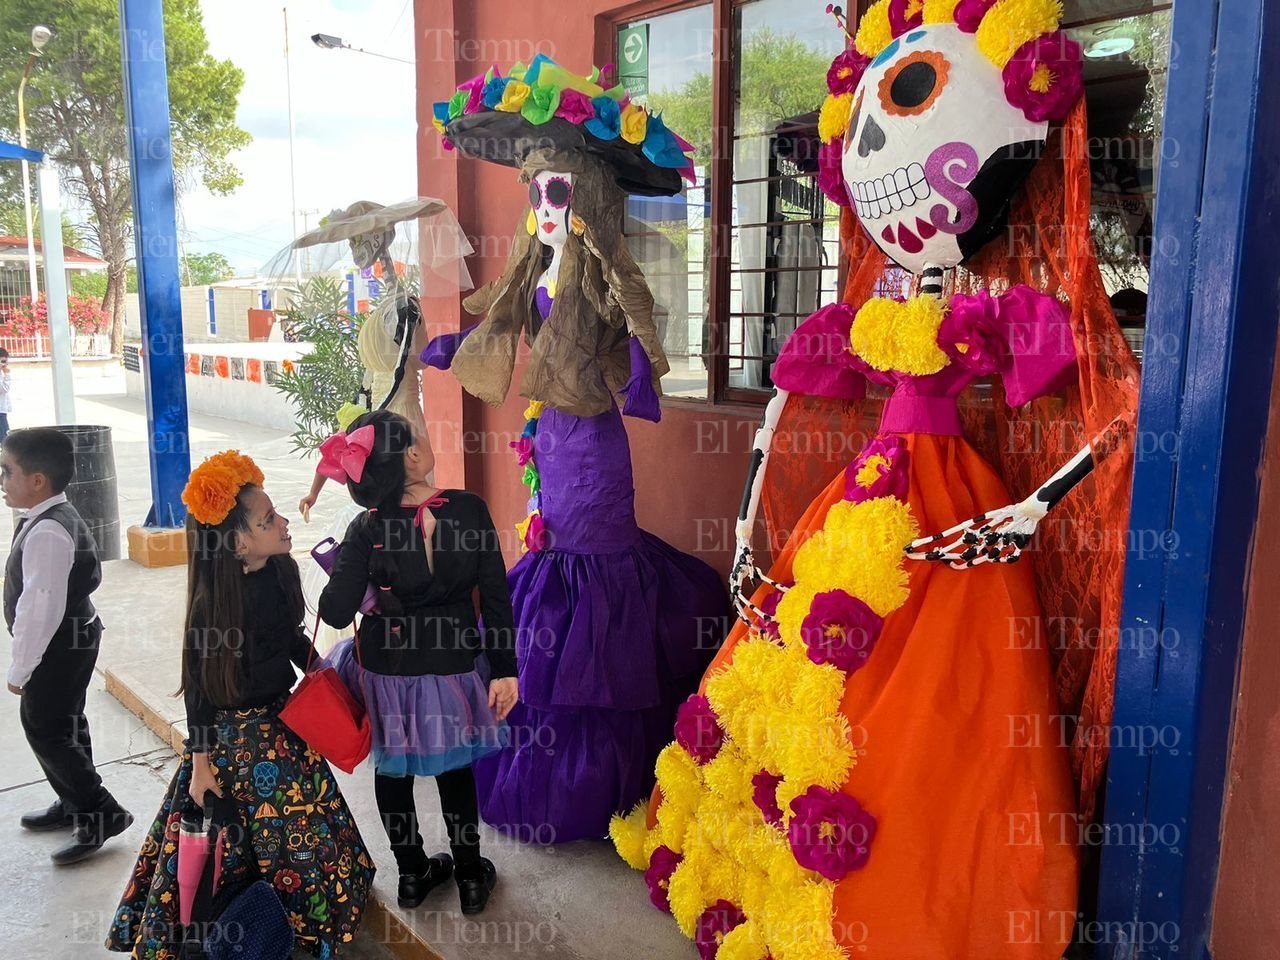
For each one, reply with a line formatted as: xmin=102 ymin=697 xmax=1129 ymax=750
xmin=1097 ymin=0 xmax=1280 ymax=957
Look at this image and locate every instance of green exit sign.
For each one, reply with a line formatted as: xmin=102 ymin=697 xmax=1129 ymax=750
xmin=618 ymin=23 xmax=649 ymax=98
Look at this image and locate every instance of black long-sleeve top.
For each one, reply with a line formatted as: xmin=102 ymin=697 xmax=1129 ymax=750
xmin=184 ymin=565 xmax=311 ymax=753
xmin=317 ymin=491 xmax=517 ymax=679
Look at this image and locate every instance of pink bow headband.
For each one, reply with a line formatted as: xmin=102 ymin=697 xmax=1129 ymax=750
xmin=318 ymin=425 xmax=375 ymax=484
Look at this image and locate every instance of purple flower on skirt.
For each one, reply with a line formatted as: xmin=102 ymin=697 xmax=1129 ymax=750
xmin=787 ymin=785 xmax=877 ymax=880
xmin=752 ymin=770 xmax=784 ymax=827
xmin=843 ymin=435 xmax=909 ymax=503
xmin=695 ymin=899 xmax=747 ymax=960
xmin=523 ymin=513 xmax=547 ymax=552
xmin=674 ymin=694 xmax=724 ymax=765
xmin=939 ymin=289 xmax=1005 ymax=375
xmin=510 ymin=435 xmax=534 ymax=466
xmin=643 ymin=846 xmax=682 ymax=912
xmin=800 ymin=590 xmax=882 ymax=674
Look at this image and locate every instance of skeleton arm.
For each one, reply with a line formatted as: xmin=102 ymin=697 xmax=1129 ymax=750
xmin=905 ymin=413 xmax=1131 ymax=568
xmin=730 ymin=387 xmax=790 ymax=621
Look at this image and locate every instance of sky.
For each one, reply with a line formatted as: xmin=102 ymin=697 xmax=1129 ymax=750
xmin=181 ymin=0 xmax=418 ymax=275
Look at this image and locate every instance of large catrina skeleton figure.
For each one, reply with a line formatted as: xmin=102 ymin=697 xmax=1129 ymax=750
xmin=426 ymin=57 xmax=730 ymax=845
xmin=612 ymin=3 xmax=1138 ymax=959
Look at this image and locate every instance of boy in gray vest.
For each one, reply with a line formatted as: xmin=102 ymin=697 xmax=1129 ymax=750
xmin=3 ymin=427 xmax=131 ymax=865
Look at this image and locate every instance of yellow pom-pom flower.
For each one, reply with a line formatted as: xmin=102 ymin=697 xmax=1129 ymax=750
xmin=667 ymin=856 xmax=710 ymax=937
xmin=923 ymin=0 xmax=962 ymax=22
xmin=855 ymin=1 xmax=895 ymax=58
xmin=609 ymin=804 xmax=651 ymax=870
xmin=849 ymin=294 xmax=949 ymax=375
xmin=976 ymin=0 xmax=1064 ymax=68
xmin=718 ymin=920 xmax=770 ymax=960
xmin=818 ymin=93 xmax=853 ymax=145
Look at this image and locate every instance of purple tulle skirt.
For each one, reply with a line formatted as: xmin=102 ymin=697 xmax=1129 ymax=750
xmin=326 ymin=638 xmax=508 ymax=778
xmin=473 ymin=406 xmax=728 ymax=843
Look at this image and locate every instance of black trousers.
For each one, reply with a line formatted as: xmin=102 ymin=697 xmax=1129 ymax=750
xmin=19 ymin=621 xmax=121 ymax=837
xmin=0 ymin=412 xmax=10 ymax=443
xmin=374 ymin=766 xmax=482 ymax=878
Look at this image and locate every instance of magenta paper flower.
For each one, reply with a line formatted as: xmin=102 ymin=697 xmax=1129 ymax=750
xmin=695 ymin=900 xmax=747 ymax=960
xmin=643 ymin=846 xmax=682 ymax=912
xmin=827 ymin=48 xmax=870 ymax=96
xmin=887 ymin=0 xmax=924 ymax=34
xmin=817 ymin=138 xmax=851 ymax=209
xmin=457 ymin=74 xmax=486 ymax=115
xmin=787 ymin=786 xmax=877 ymax=880
xmin=523 ymin=513 xmax=547 ymax=552
xmin=1003 ymin=32 xmax=1084 ymax=122
xmin=954 ymin=0 xmax=999 ymax=32
xmin=509 ymin=435 xmax=534 ymax=466
xmin=938 ymin=290 xmax=1006 ymax=375
xmin=674 ymin=694 xmax=724 ymax=765
xmin=752 ymin=770 xmax=784 ymax=827
xmin=556 ymin=88 xmax=597 ymax=125
xmin=757 ymin=582 xmax=792 ymax=639
xmin=800 ymin=590 xmax=883 ymax=673
xmin=843 ymin=435 xmax=909 ymax=503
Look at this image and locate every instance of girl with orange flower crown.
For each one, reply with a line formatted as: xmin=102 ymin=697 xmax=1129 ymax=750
xmin=107 ymin=451 xmax=375 ymax=958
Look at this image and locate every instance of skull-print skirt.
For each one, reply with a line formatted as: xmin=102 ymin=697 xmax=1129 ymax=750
xmin=106 ymin=697 xmax=375 ymax=959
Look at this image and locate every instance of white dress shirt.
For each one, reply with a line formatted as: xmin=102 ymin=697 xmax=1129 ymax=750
xmin=7 ymin=493 xmax=76 ymax=689
xmin=0 ymin=366 xmax=12 ymax=414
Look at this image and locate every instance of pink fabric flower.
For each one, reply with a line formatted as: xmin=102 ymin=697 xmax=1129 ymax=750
xmin=939 ymin=290 xmax=1006 ymax=375
xmin=954 ymin=0 xmax=999 ymax=32
xmin=752 ymin=770 xmax=784 ymax=827
xmin=644 ymin=846 xmax=682 ymax=912
xmin=695 ymin=900 xmax=747 ymax=960
xmin=674 ymin=694 xmax=724 ymax=765
xmin=757 ymin=582 xmax=792 ymax=639
xmin=787 ymin=785 xmax=877 ymax=880
xmin=887 ymin=0 xmax=924 ymax=35
xmin=827 ymin=48 xmax=870 ymax=96
xmin=771 ymin=302 xmax=865 ymax=402
xmin=509 ymin=435 xmax=534 ymax=466
xmin=523 ymin=513 xmax=547 ymax=552
xmin=817 ymin=138 xmax=851 ymax=209
xmin=800 ymin=590 xmax=883 ymax=673
xmin=843 ymin=435 xmax=909 ymax=503
xmin=1003 ymin=32 xmax=1084 ymax=122
xmin=556 ymin=88 xmax=597 ymax=125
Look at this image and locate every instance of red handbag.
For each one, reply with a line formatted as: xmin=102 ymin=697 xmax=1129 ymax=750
xmin=279 ymin=616 xmax=371 ymax=774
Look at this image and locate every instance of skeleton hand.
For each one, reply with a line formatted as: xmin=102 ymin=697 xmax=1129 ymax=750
xmin=729 ymin=537 xmax=758 ymax=623
xmin=904 ymin=495 xmax=1047 ymax=568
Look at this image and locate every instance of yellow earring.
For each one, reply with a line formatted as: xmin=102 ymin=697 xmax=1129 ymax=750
xmin=570 ymin=214 xmax=585 ymax=236
xmin=526 ymin=209 xmax=537 ymax=236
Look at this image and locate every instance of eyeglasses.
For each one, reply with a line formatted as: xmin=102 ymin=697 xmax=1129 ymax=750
xmin=528 ymin=176 xmax=572 ymax=210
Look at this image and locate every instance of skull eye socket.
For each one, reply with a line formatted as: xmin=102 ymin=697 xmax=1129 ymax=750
xmin=878 ymin=50 xmax=950 ymax=117
xmin=528 ymin=180 xmax=542 ymax=208
xmin=544 ymin=176 xmax=571 ymax=209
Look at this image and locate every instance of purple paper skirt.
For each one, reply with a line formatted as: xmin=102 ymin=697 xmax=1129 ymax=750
xmin=327 ymin=638 xmax=508 ymax=778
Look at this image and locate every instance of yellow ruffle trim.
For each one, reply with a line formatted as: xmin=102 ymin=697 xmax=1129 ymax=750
xmin=849 ymin=294 xmax=949 ymax=375
xmin=976 ymin=0 xmax=1064 ymax=68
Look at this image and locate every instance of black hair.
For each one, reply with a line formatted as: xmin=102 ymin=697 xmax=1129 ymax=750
xmin=178 ymin=484 xmax=306 ymax=706
xmin=0 ymin=348 xmax=10 ymax=359
xmin=3 ymin=427 xmax=75 ymax=492
xmin=346 ymin=409 xmax=414 ymax=620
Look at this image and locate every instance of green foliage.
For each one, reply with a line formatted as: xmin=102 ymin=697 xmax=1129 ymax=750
xmin=71 ymin=266 xmax=136 ymax=299
xmin=0 ymin=204 xmax=84 ymax=248
xmin=182 ymin=251 xmax=235 ymax=285
xmin=272 ymin=276 xmax=367 ymax=453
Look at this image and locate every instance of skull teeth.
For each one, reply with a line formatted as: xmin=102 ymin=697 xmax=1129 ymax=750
xmin=852 ymin=163 xmax=930 ymax=221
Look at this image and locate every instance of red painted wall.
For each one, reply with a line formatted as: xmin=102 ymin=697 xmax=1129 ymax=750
xmin=414 ymin=0 xmax=760 ymax=572
xmin=1211 ymin=346 xmax=1280 ymax=957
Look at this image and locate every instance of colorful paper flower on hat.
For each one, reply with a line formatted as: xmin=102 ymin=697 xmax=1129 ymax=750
xmin=675 ymin=694 xmax=725 ymax=765
xmin=585 ymin=95 xmax=622 ymax=139
xmin=496 ymin=80 xmax=531 ymax=113
xmin=786 ymin=785 xmax=877 ymax=881
xmin=181 ymin=450 xmax=264 ymax=526
xmin=457 ymin=74 xmax=486 ymax=115
xmin=556 ymin=88 xmax=596 ymax=124
xmin=644 ymin=846 xmax=682 ymax=912
xmin=844 ymin=435 xmax=909 ymax=503
xmin=800 ymin=589 xmax=883 ymax=673
xmin=939 ymin=289 xmax=1006 ymax=374
xmin=521 ymin=82 xmax=561 ymax=125
xmin=1003 ymin=31 xmax=1084 ymax=121
xmin=483 ymin=74 xmax=511 ymax=109
xmin=695 ymin=900 xmax=748 ymax=960
xmin=621 ymin=102 xmax=650 ymax=144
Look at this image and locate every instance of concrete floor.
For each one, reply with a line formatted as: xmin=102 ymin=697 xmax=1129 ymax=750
xmin=1 ymin=362 xmax=695 ymax=960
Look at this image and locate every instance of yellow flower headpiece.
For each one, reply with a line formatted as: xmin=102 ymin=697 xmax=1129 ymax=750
xmin=182 ymin=450 xmax=265 ymax=526
xmin=855 ymin=0 xmax=1064 ymax=70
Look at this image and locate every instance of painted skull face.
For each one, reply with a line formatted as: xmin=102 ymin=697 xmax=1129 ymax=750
xmin=843 ymin=23 xmax=1048 ymax=273
xmin=529 ymin=170 xmax=573 ymax=249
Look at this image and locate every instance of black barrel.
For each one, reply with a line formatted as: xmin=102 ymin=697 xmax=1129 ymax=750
xmin=53 ymin=425 xmax=121 ymax=561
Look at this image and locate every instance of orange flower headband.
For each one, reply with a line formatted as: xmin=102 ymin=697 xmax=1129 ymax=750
xmin=181 ymin=450 xmax=265 ymax=526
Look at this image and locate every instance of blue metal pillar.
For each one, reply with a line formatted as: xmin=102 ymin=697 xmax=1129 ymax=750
xmin=1097 ymin=0 xmax=1280 ymax=957
xmin=119 ymin=0 xmax=191 ymax=527
xmin=206 ymin=286 xmax=216 ymax=336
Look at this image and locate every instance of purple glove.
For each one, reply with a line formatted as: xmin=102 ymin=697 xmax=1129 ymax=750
xmin=620 ymin=335 xmax=661 ymax=423
xmin=420 ymin=323 xmax=479 ymax=370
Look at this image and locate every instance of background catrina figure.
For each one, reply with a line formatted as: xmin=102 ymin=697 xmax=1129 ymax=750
xmin=424 ymin=56 xmax=730 ymax=844
xmin=611 ymin=3 xmax=1139 ymax=960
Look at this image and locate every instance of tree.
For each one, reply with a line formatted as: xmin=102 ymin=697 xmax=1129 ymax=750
xmin=182 ymin=250 xmax=235 ymax=285
xmin=0 ymin=0 xmax=251 ymax=355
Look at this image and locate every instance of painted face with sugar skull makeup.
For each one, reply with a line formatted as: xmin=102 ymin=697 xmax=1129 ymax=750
xmin=530 ymin=170 xmax=573 ymax=252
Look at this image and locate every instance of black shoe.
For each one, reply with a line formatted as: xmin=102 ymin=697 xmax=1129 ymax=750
xmin=397 ymin=853 xmax=454 ymax=908
xmin=456 ymin=858 xmax=497 ymax=916
xmin=20 ymin=800 xmax=73 ymax=832
xmin=50 ymin=809 xmax=133 ymax=866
